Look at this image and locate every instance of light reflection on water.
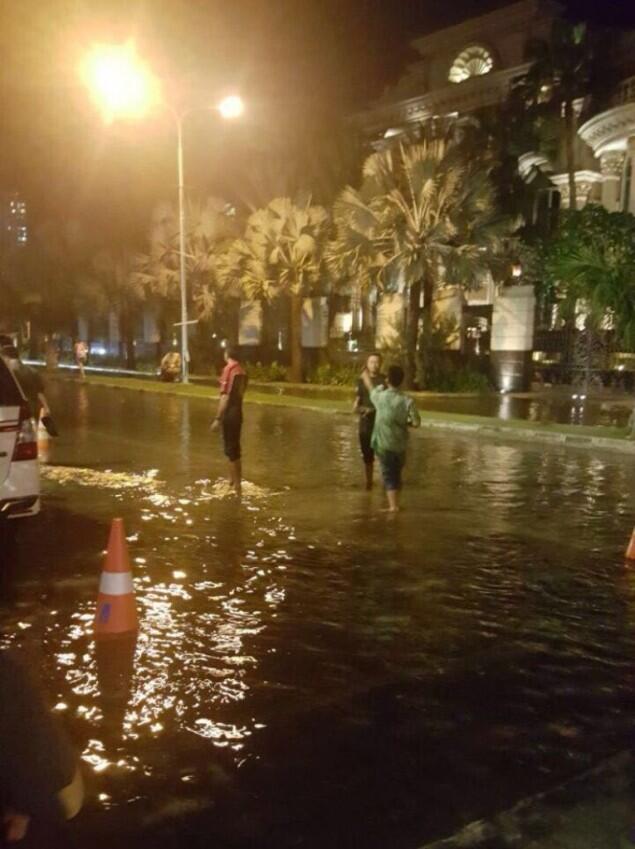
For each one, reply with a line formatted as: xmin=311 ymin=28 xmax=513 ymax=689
xmin=4 ymin=381 xmax=635 ymax=847
xmin=33 ymin=463 xmax=292 ymax=806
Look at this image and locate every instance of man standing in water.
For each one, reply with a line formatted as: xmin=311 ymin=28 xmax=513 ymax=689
xmin=354 ymin=353 xmax=385 ymax=489
xmin=212 ymin=344 xmax=247 ymax=496
xmin=361 ymin=364 xmax=420 ymax=512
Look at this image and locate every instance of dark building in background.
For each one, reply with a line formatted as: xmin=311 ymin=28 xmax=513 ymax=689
xmin=1 ymin=192 xmax=27 ymax=250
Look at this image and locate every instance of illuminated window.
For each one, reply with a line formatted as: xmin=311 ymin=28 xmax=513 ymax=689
xmin=449 ymin=45 xmax=494 ymax=84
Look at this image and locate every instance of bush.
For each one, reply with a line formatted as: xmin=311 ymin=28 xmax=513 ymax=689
xmin=246 ymin=361 xmax=288 ymax=382
xmin=308 ymin=363 xmax=361 ymax=385
xmin=426 ymin=367 xmax=491 ymax=393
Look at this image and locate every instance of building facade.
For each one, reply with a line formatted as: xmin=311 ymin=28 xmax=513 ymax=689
xmin=352 ymin=0 xmax=635 ymax=389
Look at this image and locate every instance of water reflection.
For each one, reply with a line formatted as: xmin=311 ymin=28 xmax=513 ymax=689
xmin=4 ymin=380 xmax=635 ymax=846
xmin=95 ymin=634 xmax=137 ymax=739
xmin=35 ymin=471 xmax=295 ymax=807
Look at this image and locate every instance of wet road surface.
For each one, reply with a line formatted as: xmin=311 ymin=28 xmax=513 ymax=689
xmin=2 ymin=379 xmax=635 ymax=848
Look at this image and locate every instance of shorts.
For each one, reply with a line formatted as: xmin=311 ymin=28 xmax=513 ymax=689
xmin=222 ymin=409 xmax=242 ymax=462
xmin=359 ymin=416 xmax=375 ymax=464
xmin=378 ymin=450 xmax=405 ymax=491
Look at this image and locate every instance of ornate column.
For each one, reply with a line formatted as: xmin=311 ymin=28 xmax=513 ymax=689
xmin=579 ymin=96 xmax=635 ymax=211
xmin=599 ymin=151 xmax=626 ymax=211
xmin=551 ymin=171 xmax=602 ymax=209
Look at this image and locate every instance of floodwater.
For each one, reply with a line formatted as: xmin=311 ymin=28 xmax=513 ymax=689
xmin=418 ymin=393 xmax=632 ymax=427
xmin=215 ymin=380 xmax=634 ymax=427
xmin=2 ymin=379 xmax=635 ymax=849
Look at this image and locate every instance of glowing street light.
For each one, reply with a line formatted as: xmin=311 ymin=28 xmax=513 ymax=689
xmin=80 ymin=41 xmax=159 ymax=122
xmin=80 ymin=43 xmax=244 ymax=384
xmin=218 ymin=95 xmax=244 ymax=120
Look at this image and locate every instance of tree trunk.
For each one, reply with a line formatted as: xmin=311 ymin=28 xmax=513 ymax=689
xmin=361 ymin=291 xmax=373 ymax=346
xmin=261 ymin=299 xmax=276 ymax=363
xmin=405 ymin=280 xmax=422 ymax=389
xmin=414 ymin=275 xmax=435 ymax=389
xmin=289 ymin=292 xmax=303 ymax=383
xmin=564 ymin=99 xmax=577 ymax=212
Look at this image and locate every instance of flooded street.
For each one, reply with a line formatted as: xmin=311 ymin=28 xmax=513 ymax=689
xmin=3 ymin=379 xmax=635 ymax=848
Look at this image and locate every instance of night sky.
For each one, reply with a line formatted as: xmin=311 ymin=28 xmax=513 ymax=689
xmin=1 ymin=0 xmax=634 ymax=240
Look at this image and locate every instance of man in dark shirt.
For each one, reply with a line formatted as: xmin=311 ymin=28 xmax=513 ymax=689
xmin=211 ymin=345 xmax=248 ymax=497
xmin=354 ymin=353 xmax=385 ymax=490
xmin=0 ymin=337 xmax=50 ymax=423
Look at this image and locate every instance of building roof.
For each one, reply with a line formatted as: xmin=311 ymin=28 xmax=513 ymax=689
xmin=410 ymin=0 xmax=562 ymax=56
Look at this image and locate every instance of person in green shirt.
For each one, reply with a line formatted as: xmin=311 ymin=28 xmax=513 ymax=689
xmin=361 ymin=363 xmax=421 ymax=512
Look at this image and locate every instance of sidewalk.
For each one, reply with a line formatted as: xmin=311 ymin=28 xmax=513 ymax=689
xmin=48 ymin=370 xmax=635 ymax=455
xmin=420 ymin=751 xmax=633 ymax=849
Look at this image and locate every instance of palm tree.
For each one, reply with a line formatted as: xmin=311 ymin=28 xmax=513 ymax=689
xmin=134 ymin=197 xmax=239 ymax=321
xmin=545 ymin=205 xmax=635 ymax=354
xmin=523 ymin=20 xmax=599 ymax=212
xmin=218 ymin=197 xmax=329 ymax=383
xmin=330 ymin=136 xmax=514 ymax=387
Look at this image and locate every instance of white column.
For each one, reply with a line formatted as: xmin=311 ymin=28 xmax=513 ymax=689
xmin=375 ymin=293 xmax=406 ymax=348
xmin=108 ymin=311 xmax=120 ymax=346
xmin=239 ymin=300 xmax=262 ymax=346
xmin=491 ymin=285 xmax=536 ymax=392
xmin=143 ymin=309 xmax=159 ymax=344
xmin=599 ymin=152 xmax=625 ymax=212
xmin=432 ymin=286 xmax=462 ymax=350
xmin=78 ymin=316 xmax=89 ymax=341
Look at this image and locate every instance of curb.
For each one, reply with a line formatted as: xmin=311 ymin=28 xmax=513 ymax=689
xmin=417 ymin=751 xmax=631 ymax=849
xmin=417 ymin=418 xmax=635 ymax=454
xmin=53 ymin=373 xmax=634 ymax=456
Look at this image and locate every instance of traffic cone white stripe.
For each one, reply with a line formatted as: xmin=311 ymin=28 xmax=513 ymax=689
xmin=99 ymin=571 xmax=134 ymax=595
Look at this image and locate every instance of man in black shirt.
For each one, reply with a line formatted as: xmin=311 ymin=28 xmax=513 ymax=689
xmin=211 ymin=345 xmax=248 ymax=497
xmin=354 ymin=353 xmax=385 ymax=490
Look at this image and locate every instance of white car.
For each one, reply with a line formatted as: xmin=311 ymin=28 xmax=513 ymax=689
xmin=0 ymin=355 xmax=40 ymax=520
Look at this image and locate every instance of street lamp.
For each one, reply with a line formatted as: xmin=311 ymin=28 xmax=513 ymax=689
xmin=79 ymin=41 xmax=159 ymax=122
xmin=173 ymin=95 xmax=244 ymax=383
xmin=80 ymin=44 xmax=244 ymax=383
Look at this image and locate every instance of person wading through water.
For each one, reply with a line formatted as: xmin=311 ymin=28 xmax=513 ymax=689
xmin=353 ymin=353 xmax=385 ymax=489
xmin=360 ymin=363 xmax=421 ymax=512
xmin=211 ymin=344 xmax=248 ymax=497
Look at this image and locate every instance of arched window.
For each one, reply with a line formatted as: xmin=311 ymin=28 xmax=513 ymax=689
xmin=448 ymin=45 xmax=494 ymax=84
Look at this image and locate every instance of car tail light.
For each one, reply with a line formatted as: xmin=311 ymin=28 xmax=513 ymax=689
xmin=12 ymin=404 xmax=38 ymax=461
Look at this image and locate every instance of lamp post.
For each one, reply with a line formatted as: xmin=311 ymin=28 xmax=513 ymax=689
xmin=175 ymin=114 xmax=189 ymax=382
xmin=172 ymin=96 xmax=243 ymax=383
xmin=80 ymin=43 xmax=244 ymax=383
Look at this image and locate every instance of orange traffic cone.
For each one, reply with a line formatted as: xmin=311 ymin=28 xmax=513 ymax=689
xmin=626 ymin=527 xmax=635 ymax=562
xmin=95 ymin=518 xmax=138 ymax=638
